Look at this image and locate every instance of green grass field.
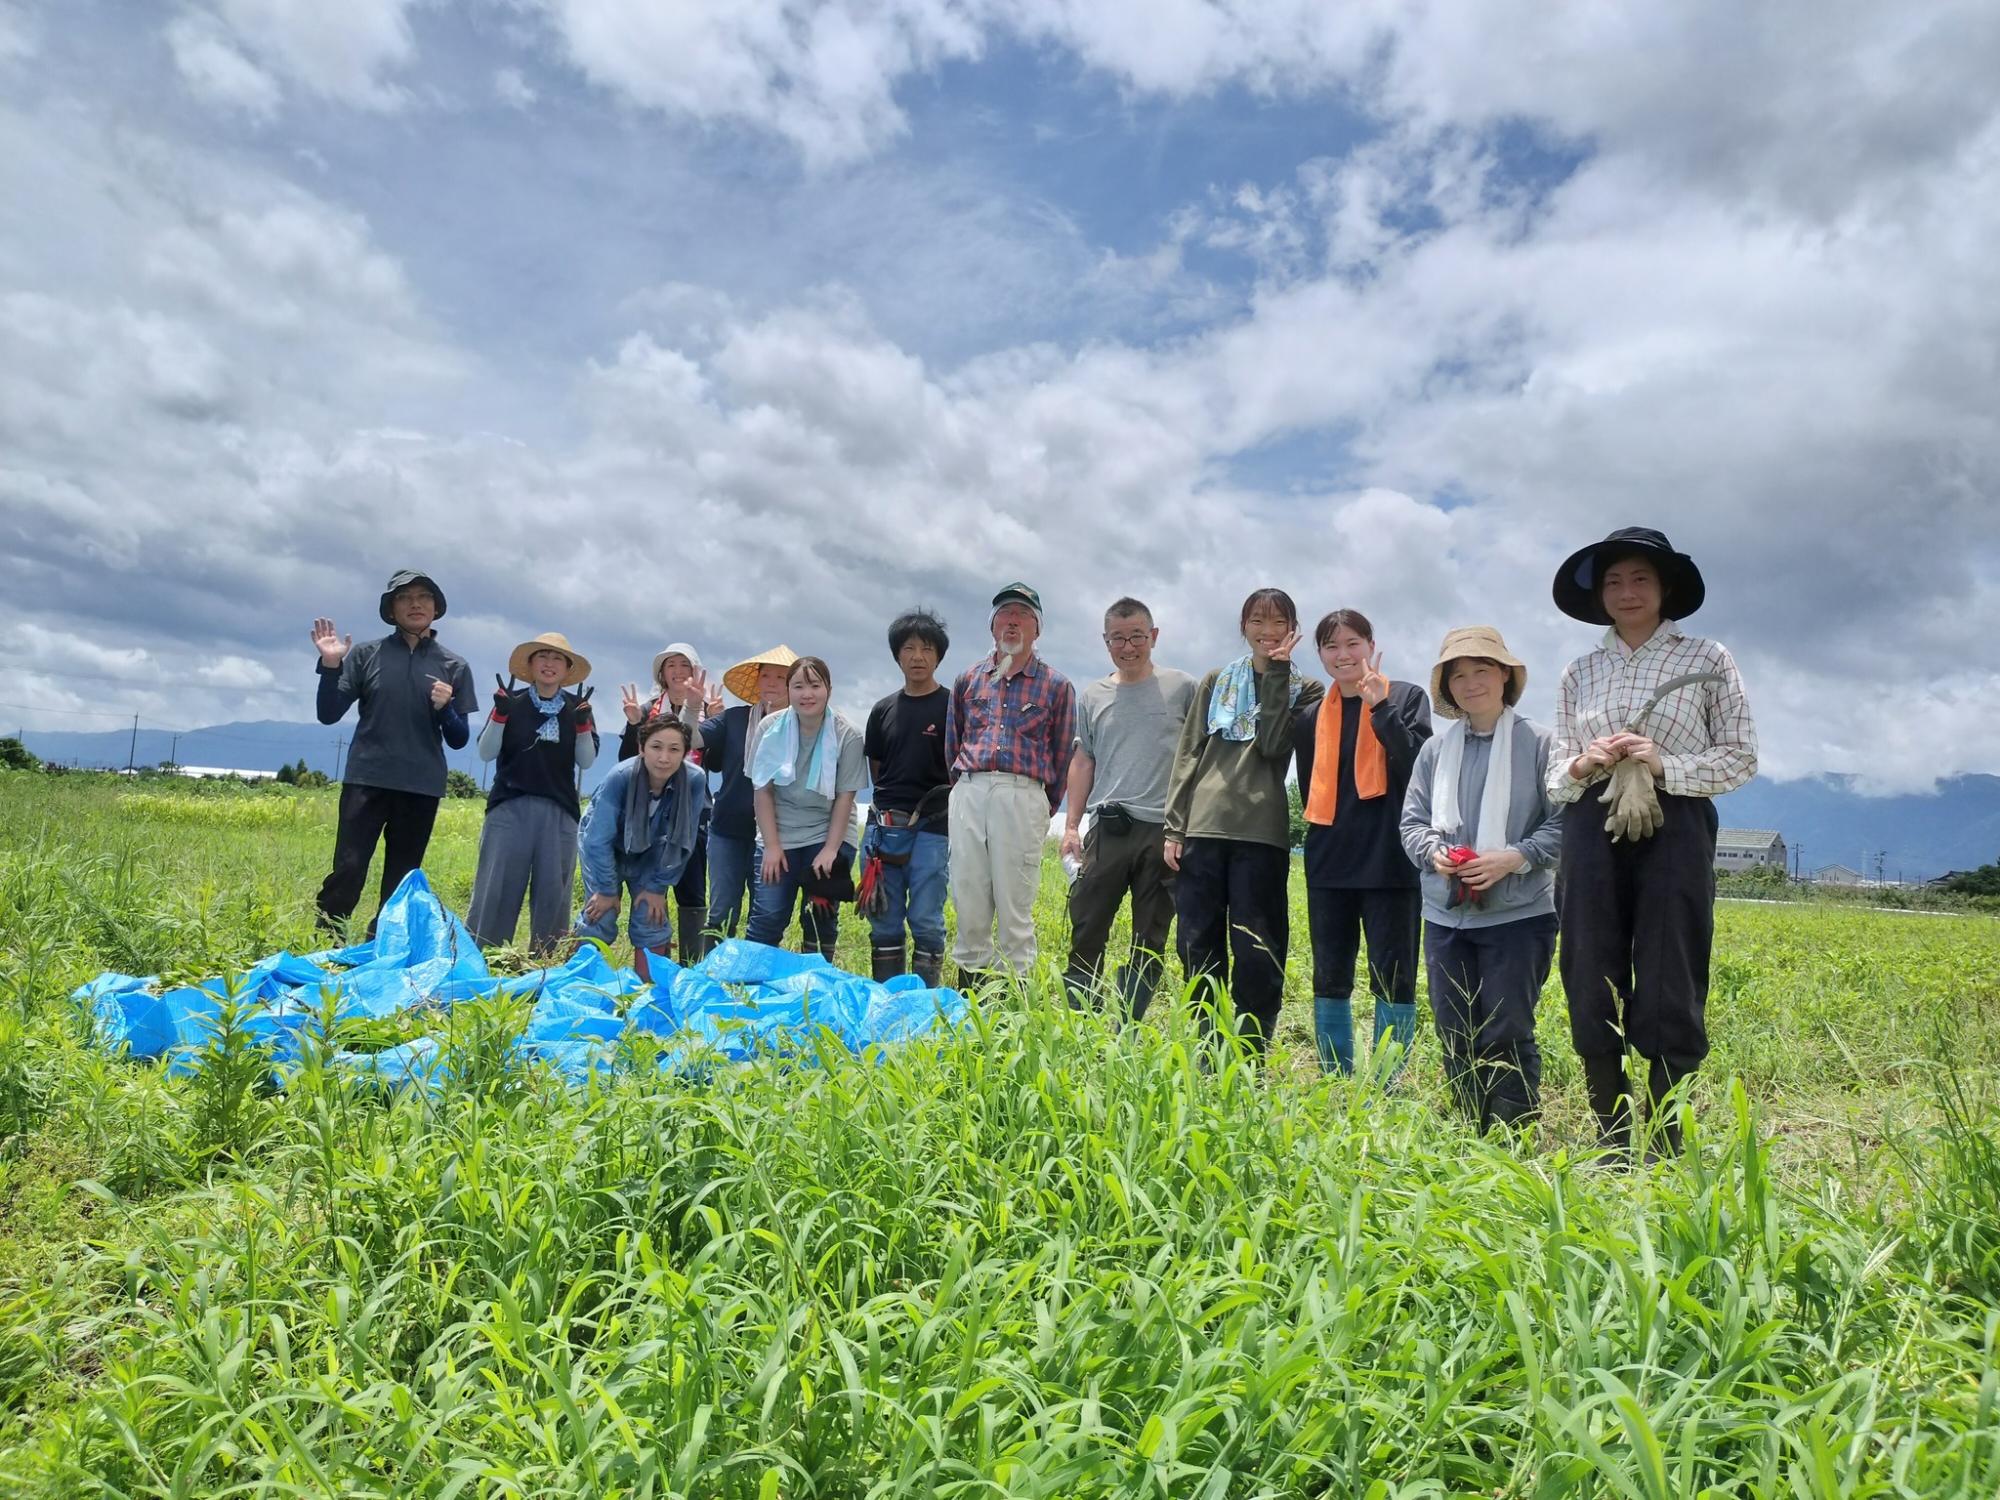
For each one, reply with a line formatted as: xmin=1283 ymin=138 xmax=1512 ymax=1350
xmin=1 ymin=770 xmax=1997 ymax=1496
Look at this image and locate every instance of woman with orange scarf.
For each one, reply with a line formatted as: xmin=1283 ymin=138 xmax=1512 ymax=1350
xmin=1294 ymin=609 xmax=1433 ymax=1076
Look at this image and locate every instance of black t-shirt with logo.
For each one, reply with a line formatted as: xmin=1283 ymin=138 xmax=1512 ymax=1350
xmin=864 ymin=687 xmax=952 ymax=832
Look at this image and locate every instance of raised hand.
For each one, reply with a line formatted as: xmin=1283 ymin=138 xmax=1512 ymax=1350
xmin=572 ymin=684 xmax=595 ymax=729
xmin=1358 ymin=650 xmax=1390 ymax=706
xmin=311 ymin=617 xmax=351 ymax=669
xmin=492 ymin=674 xmax=514 ymax=715
xmin=427 ymin=675 xmax=453 ymax=710
xmin=621 ymin=683 xmax=643 ymax=725
xmin=1267 ymin=628 xmax=1304 ymax=664
xmin=699 ymin=669 xmax=724 ymax=718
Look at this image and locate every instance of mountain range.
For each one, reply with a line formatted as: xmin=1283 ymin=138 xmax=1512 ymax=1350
xmin=11 ymin=720 xmax=1998 ymax=881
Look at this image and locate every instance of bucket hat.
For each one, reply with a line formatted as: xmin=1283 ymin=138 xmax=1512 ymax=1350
xmin=378 ymin=568 xmax=446 ymax=625
xmin=649 ymin=641 xmax=702 ymax=685
xmin=1429 ymin=625 xmax=1527 ymax=720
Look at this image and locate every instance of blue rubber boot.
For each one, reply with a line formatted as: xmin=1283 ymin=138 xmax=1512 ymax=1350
xmin=1313 ymin=996 xmax=1355 ymax=1076
xmin=1374 ymin=999 xmax=1418 ymax=1086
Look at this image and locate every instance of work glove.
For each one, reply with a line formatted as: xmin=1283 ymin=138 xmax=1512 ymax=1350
xmin=1600 ymin=757 xmax=1665 ymax=842
xmin=572 ymin=685 xmax=595 ymax=732
xmin=491 ymin=674 xmax=514 ymax=718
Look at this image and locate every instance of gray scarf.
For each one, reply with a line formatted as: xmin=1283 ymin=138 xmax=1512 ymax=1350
xmin=621 ymin=759 xmax=703 ymax=867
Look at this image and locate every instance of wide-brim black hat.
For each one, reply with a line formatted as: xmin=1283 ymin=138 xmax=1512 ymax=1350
xmin=1552 ymin=527 xmax=1704 ymax=626
xmin=379 ymin=568 xmax=448 ymax=625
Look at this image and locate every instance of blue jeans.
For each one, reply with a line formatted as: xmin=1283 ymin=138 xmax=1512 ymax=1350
xmin=706 ymin=832 xmax=755 ymax=938
xmin=746 ymin=842 xmax=855 ymax=952
xmin=573 ymin=880 xmax=674 ymax=954
xmin=864 ymin=826 xmax=949 ymax=953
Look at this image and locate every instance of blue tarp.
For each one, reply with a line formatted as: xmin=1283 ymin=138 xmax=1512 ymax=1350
xmin=76 ymin=870 xmax=968 ymax=1087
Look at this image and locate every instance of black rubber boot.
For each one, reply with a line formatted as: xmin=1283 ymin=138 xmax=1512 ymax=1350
xmin=1582 ymin=1052 xmax=1634 ymax=1165
xmin=1646 ymin=1056 xmax=1693 ymax=1161
xmin=953 ymin=966 xmax=990 ymax=994
xmin=870 ymin=944 xmax=907 ymax=983
xmin=676 ymin=907 xmax=708 ymax=966
xmin=911 ymin=947 xmax=944 ymax=989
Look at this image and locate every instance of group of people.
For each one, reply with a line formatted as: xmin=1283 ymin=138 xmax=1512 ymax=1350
xmin=310 ymin=525 xmax=1756 ymax=1158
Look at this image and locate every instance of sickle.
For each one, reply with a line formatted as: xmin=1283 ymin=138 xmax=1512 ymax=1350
xmin=1624 ymin=672 xmax=1725 ymax=735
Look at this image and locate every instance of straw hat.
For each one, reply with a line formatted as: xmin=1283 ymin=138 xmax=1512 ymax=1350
xmin=1429 ymin=625 xmax=1526 ymax=720
xmin=723 ymin=644 xmax=800 ymax=703
xmin=507 ymin=631 xmax=591 ymax=686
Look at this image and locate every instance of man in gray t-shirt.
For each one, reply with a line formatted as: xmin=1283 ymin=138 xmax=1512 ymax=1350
xmin=1059 ymin=597 xmax=1199 ymax=1014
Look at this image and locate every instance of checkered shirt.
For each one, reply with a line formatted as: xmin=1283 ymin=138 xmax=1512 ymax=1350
xmin=947 ymin=652 xmax=1077 ymax=808
xmin=1547 ymin=620 xmax=1758 ymax=803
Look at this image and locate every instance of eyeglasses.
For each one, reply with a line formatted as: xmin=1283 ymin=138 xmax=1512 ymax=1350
xmin=1103 ymin=633 xmax=1151 ymax=648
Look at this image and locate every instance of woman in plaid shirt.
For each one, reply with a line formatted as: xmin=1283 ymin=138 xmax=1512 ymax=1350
xmin=1548 ymin=527 xmax=1757 ymax=1162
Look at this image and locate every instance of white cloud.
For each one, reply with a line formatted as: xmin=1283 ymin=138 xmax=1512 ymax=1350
xmin=493 ymin=66 xmax=537 ymax=109
xmin=5 ymin=6 xmax=2000 ymax=797
xmin=0 ymin=0 xmax=38 ymax=62
xmin=168 ymin=0 xmax=419 ymax=114
xmin=536 ymin=0 xmax=987 ymax=166
xmin=167 ymin=12 xmax=281 ymax=119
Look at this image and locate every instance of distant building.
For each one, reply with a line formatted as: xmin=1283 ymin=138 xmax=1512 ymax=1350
xmin=176 ymin=765 xmax=278 ymax=782
xmin=1715 ymin=827 xmax=1786 ymax=874
xmin=1814 ymin=862 xmax=1867 ymax=886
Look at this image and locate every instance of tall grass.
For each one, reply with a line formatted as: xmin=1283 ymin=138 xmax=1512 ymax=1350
xmin=0 ymin=771 xmax=1996 ymax=1495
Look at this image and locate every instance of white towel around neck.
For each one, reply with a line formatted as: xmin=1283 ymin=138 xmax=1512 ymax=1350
xmin=1431 ymin=707 xmax=1516 ymax=852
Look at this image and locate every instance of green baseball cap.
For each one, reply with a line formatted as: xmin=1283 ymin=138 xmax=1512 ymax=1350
xmin=990 ymin=582 xmax=1042 ymax=617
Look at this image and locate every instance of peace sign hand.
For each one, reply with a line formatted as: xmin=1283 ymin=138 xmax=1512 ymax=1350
xmin=1267 ymin=628 xmax=1304 ymax=664
xmin=311 ymin=618 xmax=351 ymax=669
xmin=491 ymin=674 xmax=515 ymax=715
xmin=1358 ymin=651 xmax=1390 ymax=706
xmin=692 ymin=668 xmax=723 ymax=718
xmin=621 ymin=683 xmax=644 ymax=725
xmin=573 ymin=685 xmax=596 ymax=730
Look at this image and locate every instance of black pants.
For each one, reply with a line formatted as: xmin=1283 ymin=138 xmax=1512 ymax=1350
xmin=1306 ymin=886 xmax=1420 ymax=1005
xmin=1559 ymin=789 xmax=1717 ymax=1066
xmin=1426 ymin=913 xmax=1557 ymax=1125
xmin=1174 ymin=838 xmax=1290 ymax=1049
xmin=317 ymin=782 xmax=441 ymax=933
xmin=675 ymin=822 xmax=709 ymax=914
xmin=1065 ymin=815 xmax=1176 ymax=1016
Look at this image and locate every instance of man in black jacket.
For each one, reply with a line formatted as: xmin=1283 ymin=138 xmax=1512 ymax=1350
xmin=310 ymin=568 xmax=478 ymax=935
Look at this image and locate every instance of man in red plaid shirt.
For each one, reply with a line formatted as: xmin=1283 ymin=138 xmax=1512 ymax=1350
xmin=947 ymin=583 xmax=1076 ymax=987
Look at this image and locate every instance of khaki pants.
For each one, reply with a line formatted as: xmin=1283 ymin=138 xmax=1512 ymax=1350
xmin=949 ymin=771 xmax=1050 ymax=972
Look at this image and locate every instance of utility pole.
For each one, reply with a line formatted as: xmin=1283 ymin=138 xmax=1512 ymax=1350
xmin=126 ymin=713 xmax=138 ymax=772
xmin=168 ymin=733 xmax=180 ymax=768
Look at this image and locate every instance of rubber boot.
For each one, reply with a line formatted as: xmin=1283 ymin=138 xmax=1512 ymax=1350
xmin=870 ymin=944 xmax=907 ymax=983
xmin=1313 ymin=997 xmax=1355 ymax=1076
xmin=1646 ymin=1056 xmax=1692 ymax=1161
xmin=1373 ymin=999 xmax=1418 ymax=1086
xmin=953 ymin=966 xmax=990 ymax=994
xmin=911 ymin=947 xmax=944 ymax=989
xmin=1582 ymin=1052 xmax=1634 ymax=1165
xmin=676 ymin=907 xmax=708 ymax=966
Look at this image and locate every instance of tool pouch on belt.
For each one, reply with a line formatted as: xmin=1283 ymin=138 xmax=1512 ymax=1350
xmin=857 ymin=808 xmax=919 ymax=916
xmin=1094 ymin=802 xmax=1136 ymax=837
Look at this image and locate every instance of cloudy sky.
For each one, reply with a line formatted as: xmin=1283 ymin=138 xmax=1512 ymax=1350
xmin=2 ymin=0 xmax=1996 ymax=793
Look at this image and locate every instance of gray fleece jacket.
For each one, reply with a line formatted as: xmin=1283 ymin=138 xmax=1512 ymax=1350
xmin=1399 ymin=714 xmax=1564 ymax=929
